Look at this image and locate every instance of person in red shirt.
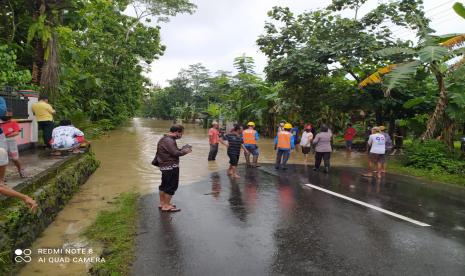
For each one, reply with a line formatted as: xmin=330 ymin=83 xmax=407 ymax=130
xmin=208 ymin=121 xmax=220 ymax=161
xmin=344 ymin=123 xmax=357 ymax=152
xmin=0 ymin=115 xmax=27 ymax=177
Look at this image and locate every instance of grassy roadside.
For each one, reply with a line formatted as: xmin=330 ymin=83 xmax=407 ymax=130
xmin=388 ymin=159 xmax=465 ymax=186
xmin=84 ymin=192 xmax=139 ymax=275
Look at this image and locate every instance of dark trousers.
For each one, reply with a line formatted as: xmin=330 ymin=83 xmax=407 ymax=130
xmin=159 ymin=167 xmax=180 ymax=196
xmin=275 ymin=149 xmax=291 ymax=168
xmin=208 ymin=143 xmax=219 ymax=160
xmin=315 ymin=152 xmax=331 ymax=169
xmin=38 ymin=121 xmax=55 ymax=148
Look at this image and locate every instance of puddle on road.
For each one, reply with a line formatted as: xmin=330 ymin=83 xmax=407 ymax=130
xmin=19 ymin=119 xmax=366 ymax=275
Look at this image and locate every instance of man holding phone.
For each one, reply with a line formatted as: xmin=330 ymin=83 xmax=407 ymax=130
xmin=155 ymin=125 xmax=192 ymax=212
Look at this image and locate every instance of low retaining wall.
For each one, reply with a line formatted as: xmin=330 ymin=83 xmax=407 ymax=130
xmin=0 ymin=152 xmax=100 ymax=274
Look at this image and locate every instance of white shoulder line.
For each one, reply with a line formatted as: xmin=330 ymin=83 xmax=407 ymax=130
xmin=304 ymin=184 xmax=431 ymax=227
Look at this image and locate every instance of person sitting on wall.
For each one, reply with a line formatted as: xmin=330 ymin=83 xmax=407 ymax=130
xmin=0 ymin=129 xmax=37 ymax=211
xmin=0 ymin=112 xmax=27 ymax=178
xmin=50 ymin=119 xmax=87 ymax=156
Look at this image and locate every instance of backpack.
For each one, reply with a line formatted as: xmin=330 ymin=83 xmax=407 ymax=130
xmin=151 ymin=153 xmax=159 ymax=167
xmin=151 ymin=136 xmax=165 ymax=167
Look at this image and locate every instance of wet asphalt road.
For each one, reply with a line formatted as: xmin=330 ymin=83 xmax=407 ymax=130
xmin=133 ymin=165 xmax=465 ymax=276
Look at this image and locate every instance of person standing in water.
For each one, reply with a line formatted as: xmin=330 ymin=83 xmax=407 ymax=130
xmin=362 ymin=127 xmax=386 ymax=178
xmin=242 ymin=122 xmax=260 ymax=168
xmin=275 ymin=123 xmax=295 ymax=170
xmin=379 ymin=126 xmax=392 ymax=173
xmin=300 ymin=124 xmax=313 ymax=165
xmin=208 ymin=121 xmax=220 ymax=161
xmin=313 ymin=124 xmax=332 ymax=173
xmin=344 ymin=123 xmax=357 ymax=152
xmin=221 ymin=124 xmax=250 ymax=179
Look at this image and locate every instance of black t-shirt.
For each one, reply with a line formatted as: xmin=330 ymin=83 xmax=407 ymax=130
xmin=224 ymin=133 xmax=243 ymax=156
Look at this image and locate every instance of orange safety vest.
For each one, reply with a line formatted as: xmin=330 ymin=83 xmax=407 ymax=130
xmin=243 ymin=129 xmax=257 ymax=144
xmin=277 ymin=131 xmax=292 ymax=149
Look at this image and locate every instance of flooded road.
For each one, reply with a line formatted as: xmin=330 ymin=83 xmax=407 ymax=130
xmin=19 ymin=119 xmax=366 ymax=275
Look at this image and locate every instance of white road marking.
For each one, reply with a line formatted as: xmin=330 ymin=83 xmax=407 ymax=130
xmin=304 ymin=184 xmax=431 ymax=227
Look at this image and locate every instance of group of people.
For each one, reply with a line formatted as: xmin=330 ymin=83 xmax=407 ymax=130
xmin=207 ymin=121 xmax=336 ymax=177
xmin=0 ymin=95 xmax=88 ymax=211
xmin=31 ymin=95 xmax=88 ymax=155
xmin=153 ymin=120 xmax=396 ymax=213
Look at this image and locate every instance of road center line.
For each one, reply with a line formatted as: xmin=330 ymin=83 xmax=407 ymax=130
xmin=304 ymin=184 xmax=431 ymax=227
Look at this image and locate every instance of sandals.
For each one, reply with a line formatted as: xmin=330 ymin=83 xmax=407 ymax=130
xmin=160 ymin=207 xmax=181 ymax=212
xmin=158 ymin=205 xmax=176 ymax=209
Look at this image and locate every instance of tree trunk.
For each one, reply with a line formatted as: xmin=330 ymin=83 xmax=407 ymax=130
xmin=421 ymin=64 xmax=448 ymax=140
xmin=31 ymin=0 xmax=44 ymax=85
xmin=442 ymin=116 xmax=455 ymax=151
xmin=40 ymin=32 xmax=59 ymax=101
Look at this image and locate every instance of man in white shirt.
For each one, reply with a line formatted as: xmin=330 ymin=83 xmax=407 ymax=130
xmin=362 ymin=127 xmax=385 ymax=178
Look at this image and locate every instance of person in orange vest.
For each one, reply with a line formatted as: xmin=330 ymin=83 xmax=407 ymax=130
xmin=243 ymin=122 xmax=260 ymax=168
xmin=274 ymin=123 xmax=295 ymax=170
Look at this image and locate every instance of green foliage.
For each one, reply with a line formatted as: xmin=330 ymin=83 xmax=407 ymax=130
xmin=417 ymin=45 xmax=449 ymax=63
xmin=27 ymin=14 xmax=53 ymax=60
xmin=446 ymin=66 xmax=465 ymax=123
xmin=0 ymin=45 xmax=32 ymax=87
xmin=384 ymin=61 xmax=422 ymax=91
xmin=233 ymin=54 xmax=256 ymax=74
xmin=453 ymin=2 xmax=465 ymax=19
xmin=403 ymin=140 xmax=465 ymax=175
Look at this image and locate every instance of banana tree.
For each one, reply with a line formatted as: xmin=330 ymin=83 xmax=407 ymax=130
xmin=359 ymin=34 xmax=465 ymax=142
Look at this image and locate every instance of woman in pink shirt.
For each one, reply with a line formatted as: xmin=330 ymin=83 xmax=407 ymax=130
xmin=208 ymin=122 xmax=220 ymax=161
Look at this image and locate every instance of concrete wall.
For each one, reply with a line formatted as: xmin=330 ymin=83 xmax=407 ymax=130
xmin=0 ymin=152 xmax=100 ymax=274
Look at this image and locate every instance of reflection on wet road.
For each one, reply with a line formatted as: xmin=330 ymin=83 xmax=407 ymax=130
xmin=134 ymin=165 xmax=465 ymax=276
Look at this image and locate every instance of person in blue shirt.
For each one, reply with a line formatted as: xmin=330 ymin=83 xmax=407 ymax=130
xmin=291 ymin=124 xmax=301 ymax=145
xmin=0 ymin=97 xmax=7 ymax=117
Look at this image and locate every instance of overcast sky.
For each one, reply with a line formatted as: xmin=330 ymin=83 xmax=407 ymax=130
xmin=141 ymin=0 xmax=463 ymax=86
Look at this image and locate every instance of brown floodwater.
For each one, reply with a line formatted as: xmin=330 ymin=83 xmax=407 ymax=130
xmin=19 ymin=119 xmax=366 ymax=275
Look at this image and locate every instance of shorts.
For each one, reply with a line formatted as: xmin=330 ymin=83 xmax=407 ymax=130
xmin=228 ymin=153 xmax=240 ymax=166
xmin=244 ymin=144 xmax=259 ymax=156
xmin=6 ymin=138 xmax=19 ymax=160
xmin=301 ymin=146 xmax=311 ymax=154
xmin=159 ymin=167 xmax=180 ymax=196
xmin=0 ymin=148 xmax=8 ymax=166
xmin=345 ymin=140 xmax=353 ymax=148
xmin=369 ymin=153 xmax=386 ymax=164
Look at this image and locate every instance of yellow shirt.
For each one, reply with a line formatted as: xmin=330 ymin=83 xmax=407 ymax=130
xmin=31 ymin=101 xmax=55 ymax=121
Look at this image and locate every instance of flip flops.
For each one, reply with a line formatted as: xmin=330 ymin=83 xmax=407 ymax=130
xmin=160 ymin=207 xmax=181 ymax=212
xmin=158 ymin=205 xmax=176 ymax=209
